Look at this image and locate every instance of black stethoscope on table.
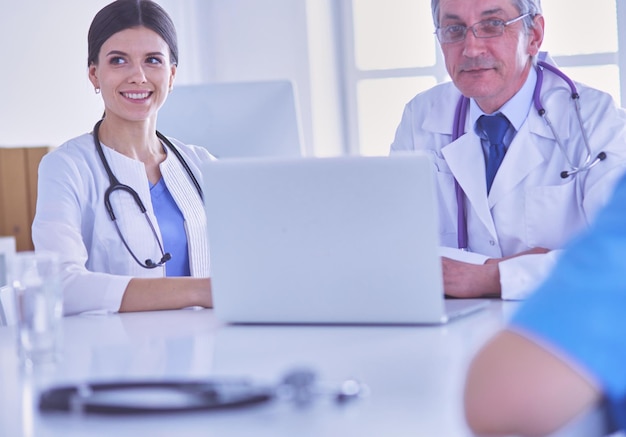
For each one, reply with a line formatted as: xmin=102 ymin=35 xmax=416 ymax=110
xmin=93 ymin=119 xmax=203 ymax=268
xmin=39 ymin=368 xmax=369 ymax=414
xmin=452 ymin=60 xmax=607 ymax=250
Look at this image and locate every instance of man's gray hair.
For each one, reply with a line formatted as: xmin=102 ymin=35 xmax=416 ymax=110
xmin=431 ymin=0 xmax=542 ymax=30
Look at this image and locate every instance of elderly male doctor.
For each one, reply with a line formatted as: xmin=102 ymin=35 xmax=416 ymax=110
xmin=391 ymin=0 xmax=626 ymax=300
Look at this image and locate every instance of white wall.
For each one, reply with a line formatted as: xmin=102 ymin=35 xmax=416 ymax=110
xmin=0 ymin=0 xmax=344 ymax=156
xmin=306 ymin=0 xmax=346 ymax=156
xmin=0 ymin=1 xmax=110 ymax=147
xmin=168 ymin=0 xmax=344 ymax=156
xmin=192 ymin=0 xmax=316 ymax=155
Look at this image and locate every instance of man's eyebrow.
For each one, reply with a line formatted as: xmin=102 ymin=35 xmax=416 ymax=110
xmin=441 ymin=13 xmax=462 ymax=22
xmin=481 ymin=8 xmax=506 ymax=17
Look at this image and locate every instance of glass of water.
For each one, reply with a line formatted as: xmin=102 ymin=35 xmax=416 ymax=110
xmin=11 ymin=251 xmax=63 ymax=367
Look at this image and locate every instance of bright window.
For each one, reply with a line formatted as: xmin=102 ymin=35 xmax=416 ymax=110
xmin=352 ymin=0 xmax=436 ymax=70
xmin=342 ymin=0 xmax=624 ymax=156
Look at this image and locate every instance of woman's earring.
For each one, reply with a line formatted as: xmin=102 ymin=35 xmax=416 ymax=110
xmin=95 ymin=87 xmax=101 ymax=94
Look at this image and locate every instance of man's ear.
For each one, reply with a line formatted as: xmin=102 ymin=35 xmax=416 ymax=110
xmin=527 ymin=14 xmax=545 ymax=56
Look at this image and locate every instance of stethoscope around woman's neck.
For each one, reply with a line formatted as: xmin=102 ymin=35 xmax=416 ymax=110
xmin=92 ymin=119 xmax=203 ymax=268
xmin=452 ymin=60 xmax=606 ymax=250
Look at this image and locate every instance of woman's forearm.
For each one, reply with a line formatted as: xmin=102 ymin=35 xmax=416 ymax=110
xmin=119 ymin=277 xmax=212 ymax=312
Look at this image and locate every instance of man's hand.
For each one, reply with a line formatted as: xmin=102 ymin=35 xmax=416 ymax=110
xmin=442 ymin=257 xmax=501 ymax=298
xmin=443 ymin=247 xmax=551 ymax=297
xmin=441 ymin=257 xmax=500 ymax=298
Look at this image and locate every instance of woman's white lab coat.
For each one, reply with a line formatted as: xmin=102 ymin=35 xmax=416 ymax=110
xmin=33 ymin=132 xmax=213 ymax=315
xmin=391 ymin=60 xmax=626 ymax=299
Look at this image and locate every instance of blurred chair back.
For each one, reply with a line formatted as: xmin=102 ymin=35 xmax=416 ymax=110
xmin=0 ymin=285 xmax=14 ymax=327
xmin=0 ymin=237 xmax=16 ymax=326
xmin=158 ymin=80 xmax=305 ymax=159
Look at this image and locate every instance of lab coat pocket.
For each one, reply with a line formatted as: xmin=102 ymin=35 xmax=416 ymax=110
xmin=525 ymin=179 xmax=584 ymax=249
xmin=430 ymin=154 xmax=457 ymax=244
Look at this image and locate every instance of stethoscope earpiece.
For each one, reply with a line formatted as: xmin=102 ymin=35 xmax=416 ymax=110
xmin=145 ymin=253 xmax=172 ymax=268
xmin=560 ymin=151 xmax=607 ymax=179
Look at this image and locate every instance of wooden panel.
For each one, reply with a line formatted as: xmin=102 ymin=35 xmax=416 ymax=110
xmin=0 ymin=148 xmax=30 ymax=251
xmin=25 ymin=147 xmax=50 ymax=231
xmin=0 ymin=147 xmax=50 ymax=252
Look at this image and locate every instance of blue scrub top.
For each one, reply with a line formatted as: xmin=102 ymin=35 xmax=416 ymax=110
xmin=150 ymin=178 xmax=191 ymax=277
xmin=511 ymin=174 xmax=626 ymax=431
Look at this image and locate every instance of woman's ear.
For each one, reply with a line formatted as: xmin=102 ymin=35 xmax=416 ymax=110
xmin=88 ymin=64 xmax=100 ymax=91
xmin=169 ymin=64 xmax=177 ymax=92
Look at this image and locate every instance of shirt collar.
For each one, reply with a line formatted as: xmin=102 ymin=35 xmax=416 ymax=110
xmin=469 ymin=65 xmax=537 ymax=134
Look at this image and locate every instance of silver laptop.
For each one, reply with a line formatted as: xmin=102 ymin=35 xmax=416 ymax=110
xmin=202 ymin=153 xmax=489 ymax=325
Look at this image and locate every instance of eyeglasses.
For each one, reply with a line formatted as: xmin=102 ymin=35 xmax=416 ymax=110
xmin=435 ymin=13 xmax=531 ymax=44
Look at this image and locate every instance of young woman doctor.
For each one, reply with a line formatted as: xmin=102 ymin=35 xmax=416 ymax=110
xmin=32 ymin=0 xmax=213 ymax=315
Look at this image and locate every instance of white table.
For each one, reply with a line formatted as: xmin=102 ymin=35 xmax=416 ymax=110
xmin=0 ymin=302 xmax=612 ymax=437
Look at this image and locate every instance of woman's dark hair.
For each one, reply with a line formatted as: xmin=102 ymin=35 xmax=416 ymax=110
xmin=87 ymin=0 xmax=178 ymax=66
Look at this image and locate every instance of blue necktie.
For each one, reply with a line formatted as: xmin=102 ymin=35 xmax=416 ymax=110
xmin=480 ymin=114 xmax=510 ymax=194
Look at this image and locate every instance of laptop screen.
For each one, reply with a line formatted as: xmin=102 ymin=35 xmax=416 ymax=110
xmin=202 ymin=154 xmax=453 ymax=324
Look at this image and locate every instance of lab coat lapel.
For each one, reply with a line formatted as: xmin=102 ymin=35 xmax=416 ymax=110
xmin=442 ymin=134 xmax=497 ymax=238
xmin=161 ymin=151 xmax=210 ymax=277
xmin=487 ymin=121 xmax=544 ymax=206
xmin=105 ymin=148 xmax=164 ymax=277
xmin=487 ymin=72 xmax=572 ymax=206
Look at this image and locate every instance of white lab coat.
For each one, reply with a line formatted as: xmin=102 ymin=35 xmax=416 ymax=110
xmin=33 ymin=132 xmax=213 ymax=315
xmin=391 ymin=58 xmax=626 ymax=299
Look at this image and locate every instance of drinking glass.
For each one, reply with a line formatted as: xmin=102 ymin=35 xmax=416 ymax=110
xmin=11 ymin=251 xmax=63 ymax=366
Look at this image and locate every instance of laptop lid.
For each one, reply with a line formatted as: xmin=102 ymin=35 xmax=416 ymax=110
xmin=203 ymin=154 xmax=487 ymax=325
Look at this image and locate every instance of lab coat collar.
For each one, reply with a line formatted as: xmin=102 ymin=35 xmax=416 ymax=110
xmin=489 ymin=58 xmax=575 ymax=204
xmin=468 ymin=65 xmax=536 ymax=132
xmin=422 ymin=56 xmax=571 ymax=142
xmin=441 ymin=122 xmax=544 ymax=238
xmin=487 ymin=120 xmax=544 ymax=206
xmin=159 ymin=143 xmax=210 ymax=277
xmin=527 ymin=59 xmax=573 ymax=143
xmin=448 ymin=107 xmax=559 ymax=211
xmin=441 ymin=133 xmax=496 ymax=238
xmin=421 ymin=84 xmax=463 ymax=135
xmin=424 ymin=54 xmax=574 ymax=236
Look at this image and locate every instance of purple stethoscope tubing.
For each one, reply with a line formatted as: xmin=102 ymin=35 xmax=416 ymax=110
xmin=453 ymin=96 xmax=470 ymax=249
xmin=452 ymin=61 xmax=606 ymax=250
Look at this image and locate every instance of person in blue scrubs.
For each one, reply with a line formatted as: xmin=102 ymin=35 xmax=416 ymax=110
xmin=463 ymin=174 xmax=626 ymax=435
